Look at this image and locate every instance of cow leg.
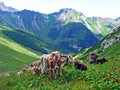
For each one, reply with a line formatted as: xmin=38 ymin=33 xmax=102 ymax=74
xmin=49 ymin=68 xmax=52 ymax=82
xmin=41 ymin=58 xmax=44 ymax=74
xmin=52 ymin=69 xmax=55 ymax=79
xmin=58 ymin=68 xmax=61 ymax=80
xmin=39 ymin=69 xmax=42 ymax=76
xmin=44 ymin=58 xmax=48 ymax=73
xmin=53 ymin=68 xmax=58 ymax=79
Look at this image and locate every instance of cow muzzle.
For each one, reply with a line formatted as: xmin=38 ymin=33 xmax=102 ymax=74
xmin=55 ymin=66 xmax=59 ymax=69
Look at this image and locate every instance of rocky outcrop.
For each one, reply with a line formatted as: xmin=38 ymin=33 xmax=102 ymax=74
xmin=109 ymin=26 xmax=120 ymax=34
xmin=101 ymin=27 xmax=120 ymax=51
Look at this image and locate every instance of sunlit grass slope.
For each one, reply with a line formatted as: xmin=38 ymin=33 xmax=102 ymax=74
xmin=0 ymin=26 xmax=39 ymax=73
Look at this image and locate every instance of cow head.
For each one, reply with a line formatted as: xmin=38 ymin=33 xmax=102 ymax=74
xmin=90 ymin=52 xmax=99 ymax=59
xmin=49 ymin=52 xmax=61 ymax=70
xmin=67 ymin=54 xmax=74 ymax=63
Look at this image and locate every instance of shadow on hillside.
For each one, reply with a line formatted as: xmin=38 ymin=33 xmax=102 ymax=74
xmin=2 ymin=29 xmax=48 ymax=53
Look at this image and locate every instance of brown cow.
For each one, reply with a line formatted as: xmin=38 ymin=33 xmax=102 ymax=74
xmin=60 ymin=54 xmax=74 ymax=67
xmin=28 ymin=60 xmax=42 ymax=75
xmin=47 ymin=52 xmax=74 ymax=82
xmin=89 ymin=52 xmax=99 ymax=64
xmin=47 ymin=51 xmax=61 ymax=82
xmin=17 ymin=60 xmax=42 ymax=77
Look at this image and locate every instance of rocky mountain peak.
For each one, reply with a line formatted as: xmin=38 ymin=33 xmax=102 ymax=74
xmin=59 ymin=8 xmax=76 ymax=14
xmin=52 ymin=8 xmax=77 ymax=16
xmin=0 ymin=1 xmax=17 ymax=12
xmin=0 ymin=1 xmax=6 ymax=9
xmin=0 ymin=1 xmax=4 ymax=5
xmin=52 ymin=8 xmax=82 ymax=23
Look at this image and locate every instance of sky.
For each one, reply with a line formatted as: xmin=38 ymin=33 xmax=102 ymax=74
xmin=1 ymin=0 xmax=120 ymax=19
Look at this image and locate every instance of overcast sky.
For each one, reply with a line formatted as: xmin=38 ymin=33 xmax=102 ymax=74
xmin=1 ymin=0 xmax=120 ymax=19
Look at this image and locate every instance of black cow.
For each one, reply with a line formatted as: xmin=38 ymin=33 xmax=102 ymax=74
xmin=74 ymin=61 xmax=87 ymax=70
xmin=96 ymin=57 xmax=108 ymax=64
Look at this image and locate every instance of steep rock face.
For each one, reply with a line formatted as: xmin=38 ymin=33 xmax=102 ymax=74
xmin=109 ymin=25 xmax=120 ymax=33
xmin=101 ymin=26 xmax=120 ymax=51
xmin=15 ymin=10 xmax=49 ymax=33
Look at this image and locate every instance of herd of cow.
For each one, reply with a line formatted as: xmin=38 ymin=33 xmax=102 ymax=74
xmin=17 ymin=51 xmax=107 ymax=82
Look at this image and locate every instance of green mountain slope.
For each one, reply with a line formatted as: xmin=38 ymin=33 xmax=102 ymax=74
xmin=54 ymin=22 xmax=98 ymax=53
xmin=2 ymin=28 xmax=51 ymax=53
xmin=74 ymin=26 xmax=120 ymax=60
xmin=87 ymin=17 xmax=116 ymax=35
xmin=0 ymin=26 xmax=40 ymax=73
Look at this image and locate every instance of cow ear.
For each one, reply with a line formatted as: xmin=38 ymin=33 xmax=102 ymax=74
xmin=68 ymin=54 xmax=72 ymax=58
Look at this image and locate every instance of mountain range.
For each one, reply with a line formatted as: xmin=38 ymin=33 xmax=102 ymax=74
xmin=0 ymin=1 xmax=119 ymax=53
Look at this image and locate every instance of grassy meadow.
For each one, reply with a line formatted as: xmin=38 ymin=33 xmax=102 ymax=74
xmin=0 ymin=57 xmax=120 ymax=90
